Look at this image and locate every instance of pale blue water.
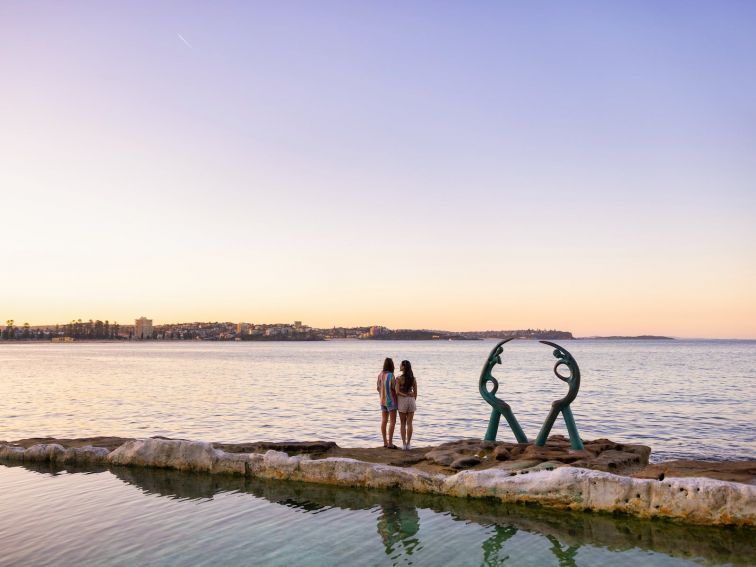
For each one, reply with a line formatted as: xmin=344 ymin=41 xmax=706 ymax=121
xmin=0 ymin=339 xmax=754 ymax=461
xmin=1 ymin=462 xmax=753 ymax=566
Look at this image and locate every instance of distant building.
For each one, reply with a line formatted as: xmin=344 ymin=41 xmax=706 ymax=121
xmin=135 ymin=317 xmax=153 ymax=339
xmin=237 ymin=322 xmax=250 ymax=335
xmin=369 ymin=326 xmax=389 ymax=337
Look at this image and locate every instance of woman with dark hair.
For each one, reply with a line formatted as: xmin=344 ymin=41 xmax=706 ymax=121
xmin=376 ymin=357 xmax=398 ymax=448
xmin=395 ymin=360 xmax=417 ymax=450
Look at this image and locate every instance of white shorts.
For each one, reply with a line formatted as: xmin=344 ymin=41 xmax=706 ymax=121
xmin=398 ymin=396 xmax=416 ymax=413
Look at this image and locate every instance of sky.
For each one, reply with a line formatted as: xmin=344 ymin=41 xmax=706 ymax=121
xmin=1 ymin=1 xmax=755 ymax=338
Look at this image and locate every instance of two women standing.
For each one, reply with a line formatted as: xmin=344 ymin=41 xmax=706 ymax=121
xmin=377 ymin=358 xmax=418 ymax=450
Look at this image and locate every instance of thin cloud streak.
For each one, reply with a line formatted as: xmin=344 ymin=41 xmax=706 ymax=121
xmin=176 ymin=32 xmax=192 ymax=49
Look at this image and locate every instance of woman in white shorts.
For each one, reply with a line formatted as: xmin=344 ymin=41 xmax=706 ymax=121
xmin=395 ymin=360 xmax=418 ymax=450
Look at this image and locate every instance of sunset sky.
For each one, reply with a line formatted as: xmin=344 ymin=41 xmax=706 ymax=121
xmin=2 ymin=1 xmax=755 ymax=338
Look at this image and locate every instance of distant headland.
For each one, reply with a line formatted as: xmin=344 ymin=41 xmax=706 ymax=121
xmin=579 ymin=335 xmax=675 ymax=341
xmin=0 ymin=319 xmax=685 ymax=343
xmin=1 ymin=318 xmax=574 ymax=342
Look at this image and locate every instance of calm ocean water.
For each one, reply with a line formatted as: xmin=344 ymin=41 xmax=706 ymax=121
xmin=1 ymin=339 xmax=754 ymax=462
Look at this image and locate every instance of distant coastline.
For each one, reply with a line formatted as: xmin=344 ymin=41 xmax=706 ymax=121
xmin=579 ymin=335 xmax=675 ymax=341
xmin=1 ymin=320 xmax=574 ymax=342
xmin=358 ymin=328 xmax=573 ymax=341
xmin=3 ymin=321 xmax=719 ymax=343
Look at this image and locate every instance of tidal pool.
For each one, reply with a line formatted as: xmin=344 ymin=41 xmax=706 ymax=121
xmin=1 ymin=463 xmax=753 ymax=566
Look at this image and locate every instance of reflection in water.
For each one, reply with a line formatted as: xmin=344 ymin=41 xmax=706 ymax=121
xmin=481 ymin=525 xmax=516 ymax=566
xmin=547 ymin=535 xmax=579 ymax=567
xmin=377 ymin=501 xmax=420 ymax=558
xmin=4 ymin=461 xmax=756 ymax=566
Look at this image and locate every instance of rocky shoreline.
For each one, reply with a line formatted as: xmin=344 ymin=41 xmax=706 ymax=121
xmin=1 ymin=435 xmax=754 ymax=526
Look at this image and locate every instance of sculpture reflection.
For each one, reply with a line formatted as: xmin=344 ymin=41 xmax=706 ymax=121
xmin=481 ymin=525 xmax=516 ymax=566
xmin=376 ymin=501 xmax=420 ymax=558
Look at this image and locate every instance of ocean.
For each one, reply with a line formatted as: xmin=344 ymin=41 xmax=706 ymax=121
xmin=1 ymin=339 xmax=753 ymax=461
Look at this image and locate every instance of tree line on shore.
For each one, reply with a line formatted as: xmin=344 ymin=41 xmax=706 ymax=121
xmin=2 ymin=319 xmax=121 ymax=340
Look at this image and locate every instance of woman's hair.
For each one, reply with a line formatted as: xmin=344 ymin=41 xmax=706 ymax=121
xmin=399 ymin=360 xmax=415 ymax=393
xmin=382 ymin=358 xmax=394 ymax=373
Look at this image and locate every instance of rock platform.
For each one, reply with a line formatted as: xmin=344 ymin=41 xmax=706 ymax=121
xmin=1 ymin=435 xmax=754 ymax=526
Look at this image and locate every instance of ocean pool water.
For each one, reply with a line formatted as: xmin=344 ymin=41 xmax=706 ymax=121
xmin=1 ymin=463 xmax=753 ymax=567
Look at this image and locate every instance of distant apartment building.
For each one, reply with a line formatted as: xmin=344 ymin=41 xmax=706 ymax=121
xmin=369 ymin=326 xmax=389 ymax=337
xmin=237 ymin=322 xmax=250 ymax=335
xmin=135 ymin=317 xmax=153 ymax=339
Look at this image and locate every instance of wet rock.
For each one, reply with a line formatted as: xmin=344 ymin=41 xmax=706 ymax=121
xmin=386 ymin=453 xmax=426 ymax=467
xmin=495 ymin=460 xmax=543 ymax=474
xmin=583 ymin=438 xmax=622 ymax=454
xmin=494 ymin=446 xmax=511 ymax=461
xmin=619 ymin=444 xmax=652 ymax=462
xmin=508 ymin=443 xmax=531 ymax=459
xmin=24 ymin=443 xmax=66 ymax=462
xmin=424 ymin=448 xmax=458 ymax=466
xmin=522 ymin=445 xmax=590 ymax=463
xmin=581 ymin=449 xmax=644 ymax=472
xmin=60 ymin=446 xmax=110 ymax=465
xmin=424 ymin=439 xmax=499 ymax=467
xmin=450 ymin=456 xmax=482 ymax=470
xmin=215 ymin=441 xmax=338 ymax=454
xmin=0 ymin=445 xmax=25 ymax=461
xmin=9 ymin=436 xmax=132 ymax=451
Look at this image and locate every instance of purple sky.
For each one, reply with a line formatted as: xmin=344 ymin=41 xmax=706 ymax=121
xmin=1 ymin=1 xmax=755 ymax=337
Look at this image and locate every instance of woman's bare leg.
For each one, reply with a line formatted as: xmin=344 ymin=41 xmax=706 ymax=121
xmin=406 ymin=412 xmax=414 ymax=447
xmin=388 ymin=410 xmax=397 ymax=447
xmin=399 ymin=412 xmax=407 ymax=447
xmin=381 ymin=411 xmax=388 ymax=446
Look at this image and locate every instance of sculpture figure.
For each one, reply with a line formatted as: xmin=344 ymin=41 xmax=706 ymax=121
xmin=479 ymin=339 xmax=584 ymax=450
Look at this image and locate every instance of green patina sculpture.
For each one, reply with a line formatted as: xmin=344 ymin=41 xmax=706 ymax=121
xmin=479 ymin=339 xmax=584 ymax=450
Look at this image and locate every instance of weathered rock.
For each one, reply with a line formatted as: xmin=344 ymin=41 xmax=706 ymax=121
xmin=577 ymin=449 xmax=645 ymax=473
xmin=508 ymin=443 xmax=532 ymax=459
xmin=109 ymin=438 xmax=206 ymax=470
xmin=527 ymin=461 xmax=566 ymax=473
xmin=522 ymin=445 xmax=591 ymax=463
xmin=495 ymin=460 xmax=543 ymax=474
xmin=1 ymin=438 xmax=754 ymax=525
xmin=424 ymin=448 xmax=458 ymax=466
xmin=442 ymin=466 xmax=756 ymax=525
xmin=215 ymin=440 xmax=338 ymax=454
xmin=0 ymin=445 xmax=25 ymax=461
xmin=10 ymin=436 xmax=133 ymax=451
xmin=634 ymin=460 xmax=756 ymax=485
xmin=583 ymin=438 xmax=622 ymax=454
xmin=493 ymin=445 xmax=511 ymax=461
xmin=107 ymin=438 xmax=234 ymax=473
xmin=450 ymin=456 xmax=482 ymax=470
xmin=424 ymin=439 xmax=499 ymax=467
xmin=60 ymin=446 xmax=110 ymax=465
xmin=24 ymin=443 xmax=66 ymax=462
